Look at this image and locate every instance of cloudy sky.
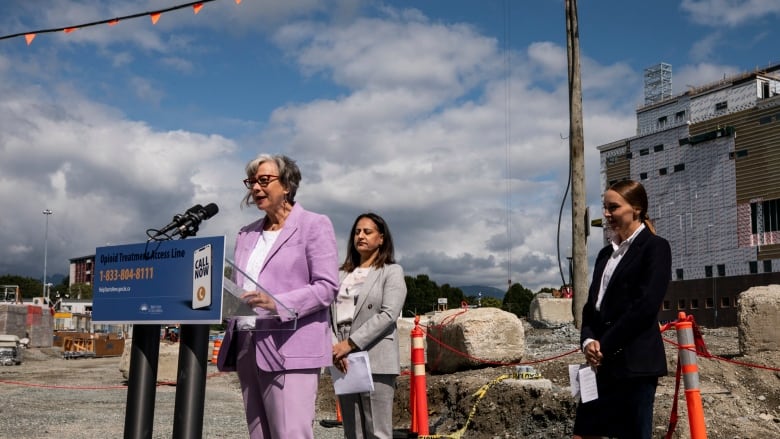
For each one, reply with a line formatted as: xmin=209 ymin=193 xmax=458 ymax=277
xmin=1 ymin=0 xmax=778 ymax=292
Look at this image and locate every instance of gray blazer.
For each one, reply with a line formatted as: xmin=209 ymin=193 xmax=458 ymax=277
xmin=331 ymin=264 xmax=407 ymax=375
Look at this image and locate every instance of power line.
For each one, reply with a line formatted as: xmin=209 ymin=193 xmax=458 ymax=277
xmin=503 ymin=0 xmax=512 ymax=287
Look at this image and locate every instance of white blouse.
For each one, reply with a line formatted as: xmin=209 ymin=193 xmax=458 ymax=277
xmin=237 ymin=229 xmax=280 ymax=330
xmin=335 ymin=267 xmax=370 ymax=324
xmin=595 ymin=223 xmax=645 ymax=311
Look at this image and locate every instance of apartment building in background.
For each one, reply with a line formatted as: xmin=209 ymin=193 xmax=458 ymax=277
xmin=597 ymin=62 xmax=780 ymax=327
xmin=69 ymin=254 xmax=94 ymax=285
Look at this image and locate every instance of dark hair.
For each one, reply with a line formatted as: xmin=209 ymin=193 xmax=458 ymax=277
xmin=340 ymin=212 xmax=396 ymax=272
xmin=608 ymin=179 xmax=656 ymax=234
xmin=241 ymin=154 xmax=301 ymax=207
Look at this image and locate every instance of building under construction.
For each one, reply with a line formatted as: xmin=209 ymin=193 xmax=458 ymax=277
xmin=597 ymin=62 xmax=780 ymax=327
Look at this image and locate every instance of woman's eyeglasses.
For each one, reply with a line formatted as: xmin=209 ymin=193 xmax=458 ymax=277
xmin=243 ymin=175 xmax=279 ymax=189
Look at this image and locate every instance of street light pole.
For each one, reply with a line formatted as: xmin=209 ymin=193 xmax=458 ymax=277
xmin=43 ymin=209 xmax=53 ymax=296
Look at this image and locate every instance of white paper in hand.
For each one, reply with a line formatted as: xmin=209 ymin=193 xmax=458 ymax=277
xmin=329 ymin=351 xmax=375 ymax=395
xmin=577 ymin=365 xmax=599 ymax=403
xmin=568 ymin=364 xmax=582 ymax=398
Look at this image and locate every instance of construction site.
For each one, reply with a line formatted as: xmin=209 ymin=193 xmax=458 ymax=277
xmin=0 ymin=305 xmax=779 ymax=438
xmin=2 ymin=52 xmax=780 ymax=439
xmin=1 ymin=285 xmax=125 ymax=361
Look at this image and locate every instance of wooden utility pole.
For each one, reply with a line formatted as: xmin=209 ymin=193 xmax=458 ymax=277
xmin=565 ymin=0 xmax=588 ymax=328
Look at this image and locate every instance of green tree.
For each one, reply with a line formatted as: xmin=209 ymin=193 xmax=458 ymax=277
xmin=0 ymin=274 xmax=43 ymax=300
xmin=480 ymin=296 xmax=503 ymax=308
xmin=68 ymin=283 xmax=93 ymax=300
xmin=403 ymin=274 xmax=465 ymax=315
xmin=502 ymin=282 xmax=534 ymax=318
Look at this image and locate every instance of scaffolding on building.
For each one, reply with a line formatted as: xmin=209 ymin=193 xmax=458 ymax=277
xmin=644 ymin=63 xmax=673 ymax=105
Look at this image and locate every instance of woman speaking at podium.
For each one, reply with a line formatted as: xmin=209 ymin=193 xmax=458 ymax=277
xmin=218 ymin=153 xmax=339 ymax=439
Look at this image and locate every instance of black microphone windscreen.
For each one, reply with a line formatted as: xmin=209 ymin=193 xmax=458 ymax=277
xmin=202 ymin=203 xmax=219 ymax=219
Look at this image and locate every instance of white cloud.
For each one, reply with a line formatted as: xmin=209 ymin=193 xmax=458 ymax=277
xmin=0 ymin=82 xmax=239 ymax=278
xmin=689 ymin=32 xmax=723 ymax=63
xmin=0 ymin=2 xmax=711 ymax=293
xmin=260 ymin=10 xmax=641 ymax=290
xmin=129 ymin=76 xmax=164 ymax=105
xmin=672 ymin=62 xmax=742 ymax=95
xmin=681 ymin=0 xmax=780 ymax=27
xmin=276 ymin=13 xmax=502 ymax=98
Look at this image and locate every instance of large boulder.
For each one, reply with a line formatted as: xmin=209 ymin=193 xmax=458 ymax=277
xmin=119 ymin=339 xmax=182 ymax=383
xmin=0 ymin=304 xmax=27 ymax=338
xmin=738 ymin=285 xmax=780 ymax=355
xmin=528 ymin=297 xmax=574 ymax=327
xmin=397 ymin=317 xmax=415 ymax=369
xmin=426 ymin=307 xmax=524 ymax=373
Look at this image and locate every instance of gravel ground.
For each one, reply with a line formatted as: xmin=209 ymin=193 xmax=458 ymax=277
xmin=0 ymin=348 xmax=347 ymax=439
xmin=2 ymin=324 xmax=779 ymax=438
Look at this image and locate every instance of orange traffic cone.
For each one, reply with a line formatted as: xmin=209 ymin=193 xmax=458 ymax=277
xmin=319 ymin=395 xmax=343 ymax=428
xmin=211 ymin=338 xmax=222 ymax=365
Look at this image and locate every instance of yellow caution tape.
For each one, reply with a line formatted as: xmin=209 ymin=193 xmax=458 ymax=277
xmin=417 ymin=373 xmax=514 ymax=439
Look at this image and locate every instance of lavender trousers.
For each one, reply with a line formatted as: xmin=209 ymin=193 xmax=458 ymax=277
xmin=235 ymin=330 xmax=320 ymax=439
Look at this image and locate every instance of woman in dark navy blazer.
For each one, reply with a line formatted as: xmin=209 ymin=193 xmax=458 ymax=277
xmin=573 ymin=180 xmax=671 ymax=439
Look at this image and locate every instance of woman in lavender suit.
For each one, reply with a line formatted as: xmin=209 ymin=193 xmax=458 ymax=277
xmin=218 ymin=154 xmax=339 ymax=439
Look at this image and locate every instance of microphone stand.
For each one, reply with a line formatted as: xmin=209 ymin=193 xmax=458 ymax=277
xmin=124 ymin=225 xmax=209 ymax=439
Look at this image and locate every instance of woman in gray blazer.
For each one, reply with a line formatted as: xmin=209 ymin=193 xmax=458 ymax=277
xmin=331 ymin=212 xmax=407 ymax=439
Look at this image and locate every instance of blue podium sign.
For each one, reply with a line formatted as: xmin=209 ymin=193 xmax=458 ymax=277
xmin=92 ymin=236 xmax=225 ymax=324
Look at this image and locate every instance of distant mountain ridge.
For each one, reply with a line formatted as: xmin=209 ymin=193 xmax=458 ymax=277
xmin=458 ymin=285 xmax=505 ymax=300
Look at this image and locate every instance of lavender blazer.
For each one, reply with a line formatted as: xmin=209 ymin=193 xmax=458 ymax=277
xmin=217 ymin=203 xmax=339 ymax=372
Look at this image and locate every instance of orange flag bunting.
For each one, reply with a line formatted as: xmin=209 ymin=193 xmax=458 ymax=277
xmin=4 ymin=0 xmax=246 ymax=45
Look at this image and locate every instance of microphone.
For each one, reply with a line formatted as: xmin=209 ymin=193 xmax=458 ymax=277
xmin=149 ymin=203 xmax=219 ymax=240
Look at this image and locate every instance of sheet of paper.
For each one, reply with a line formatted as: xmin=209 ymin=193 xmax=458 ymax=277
xmin=329 ymin=351 xmax=375 ymax=395
xmin=224 ymin=259 xmax=297 ymax=321
xmin=222 ymin=277 xmax=257 ymax=317
xmin=568 ymin=364 xmax=581 ymax=397
xmin=578 ymin=365 xmax=599 ymax=403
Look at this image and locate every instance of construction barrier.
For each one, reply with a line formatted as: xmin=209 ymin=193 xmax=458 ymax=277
xmin=410 ymin=315 xmax=429 ymax=436
xmin=673 ymin=312 xmax=708 ymax=439
xmin=61 ymin=335 xmax=125 ymax=359
xmin=211 ymin=338 xmax=222 ymax=365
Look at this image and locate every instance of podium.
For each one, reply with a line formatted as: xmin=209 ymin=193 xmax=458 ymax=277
xmin=93 ymin=237 xmax=297 ymax=439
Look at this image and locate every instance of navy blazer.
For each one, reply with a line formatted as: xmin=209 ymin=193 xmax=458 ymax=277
xmin=580 ymin=227 xmax=671 ymax=378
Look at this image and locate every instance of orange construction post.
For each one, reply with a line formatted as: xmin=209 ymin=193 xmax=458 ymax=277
xmin=318 ymin=394 xmax=343 ymax=428
xmin=211 ymin=338 xmax=222 ymax=365
xmin=410 ymin=315 xmax=429 ymax=435
xmin=675 ymin=312 xmax=708 ymax=439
